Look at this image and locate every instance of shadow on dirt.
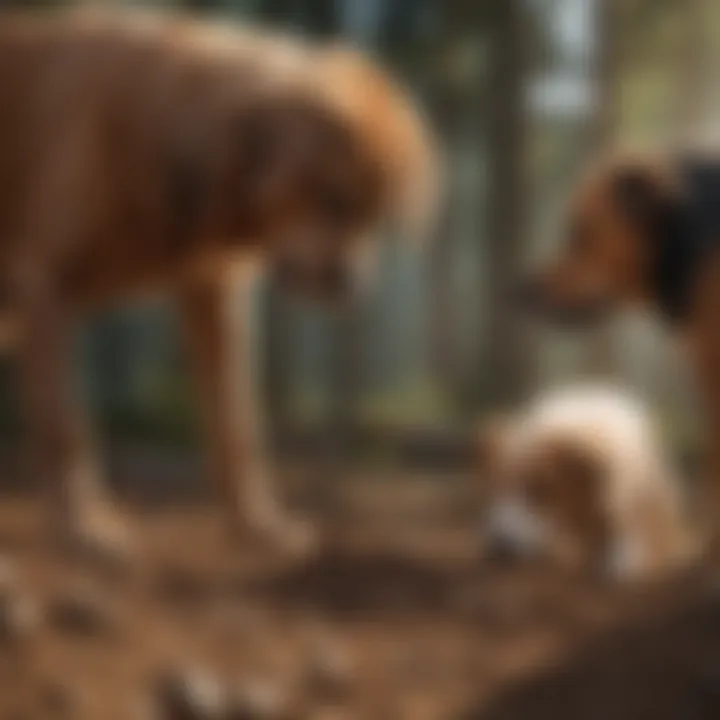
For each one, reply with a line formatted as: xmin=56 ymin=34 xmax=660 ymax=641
xmin=244 ymin=548 xmax=480 ymax=617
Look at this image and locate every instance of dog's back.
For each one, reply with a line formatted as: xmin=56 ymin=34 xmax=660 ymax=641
xmin=0 ymin=11 xmax=435 ymax=311
xmin=514 ymin=385 xmax=665 ymax=495
xmin=0 ymin=13 xmax=308 ymax=272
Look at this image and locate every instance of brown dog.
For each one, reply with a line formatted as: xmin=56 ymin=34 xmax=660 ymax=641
xmin=523 ymin=151 xmax=720 ymax=542
xmin=0 ymin=10 xmax=436 ymax=561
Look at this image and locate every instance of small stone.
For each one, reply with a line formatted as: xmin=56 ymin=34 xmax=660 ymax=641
xmin=155 ymin=669 xmax=227 ymax=720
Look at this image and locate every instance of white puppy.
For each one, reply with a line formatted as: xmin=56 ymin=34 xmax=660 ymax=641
xmin=479 ymin=385 xmax=693 ymax=580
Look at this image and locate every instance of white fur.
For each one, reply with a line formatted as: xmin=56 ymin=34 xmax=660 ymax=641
xmin=490 ymin=384 xmax=687 ymax=579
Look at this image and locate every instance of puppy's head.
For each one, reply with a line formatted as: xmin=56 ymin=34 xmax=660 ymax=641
xmin=519 ymin=156 xmax=678 ymax=327
xmin=213 ymin=45 xmax=438 ymax=302
xmin=481 ymin=422 xmax=608 ymax=573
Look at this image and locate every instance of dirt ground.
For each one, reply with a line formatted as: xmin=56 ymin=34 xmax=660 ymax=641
xmin=0 ymin=458 xmax=718 ymax=719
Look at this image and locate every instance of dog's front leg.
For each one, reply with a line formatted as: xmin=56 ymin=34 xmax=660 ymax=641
xmin=13 ymin=267 xmax=129 ymax=565
xmin=180 ymin=262 xmax=315 ymax=557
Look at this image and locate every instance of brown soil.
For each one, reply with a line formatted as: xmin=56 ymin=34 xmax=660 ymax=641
xmin=0 ymin=461 xmax=716 ymax=719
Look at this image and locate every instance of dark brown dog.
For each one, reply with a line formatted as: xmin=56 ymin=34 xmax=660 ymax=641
xmin=0 ymin=10 xmax=436 ymax=560
xmin=523 ymin=151 xmax=720 ymax=540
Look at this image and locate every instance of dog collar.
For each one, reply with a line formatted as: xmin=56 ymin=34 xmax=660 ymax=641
xmin=653 ymin=158 xmax=720 ymax=323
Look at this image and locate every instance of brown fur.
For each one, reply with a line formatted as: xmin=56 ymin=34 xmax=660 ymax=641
xmin=522 ymin=155 xmax=680 ymax=324
xmin=0 ymin=10 xmax=437 ymax=555
xmin=524 ymin=153 xmax=720 ymax=545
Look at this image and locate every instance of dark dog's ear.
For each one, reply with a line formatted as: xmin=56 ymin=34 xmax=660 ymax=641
xmin=232 ymin=97 xmax=363 ymax=210
xmin=165 ymin=96 xmax=365 ymax=244
xmin=181 ymin=98 xmax=324 ymax=238
xmin=609 ymin=163 xmax=675 ymax=235
xmin=562 ymin=445 xmax=603 ymax=493
xmin=233 ymin=100 xmax=314 ymax=204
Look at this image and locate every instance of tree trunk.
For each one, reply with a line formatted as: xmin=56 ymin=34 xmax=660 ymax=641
xmin=672 ymin=0 xmax=710 ymax=142
xmin=480 ymin=0 xmax=533 ymax=408
xmin=427 ymin=3 xmax=474 ymax=402
xmin=323 ymin=0 xmax=378 ymax=463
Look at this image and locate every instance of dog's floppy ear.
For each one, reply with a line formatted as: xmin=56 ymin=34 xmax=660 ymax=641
xmin=562 ymin=445 xmax=603 ymax=493
xmin=232 ymin=98 xmax=317 ymax=207
xmin=223 ymin=95 xmax=380 ymax=231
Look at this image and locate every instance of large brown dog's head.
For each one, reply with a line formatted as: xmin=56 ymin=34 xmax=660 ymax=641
xmin=519 ymin=155 xmax=680 ymax=326
xmin=205 ymin=42 xmax=438 ymax=301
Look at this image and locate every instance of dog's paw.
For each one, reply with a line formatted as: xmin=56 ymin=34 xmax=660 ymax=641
xmin=228 ymin=504 xmax=320 ymax=561
xmin=54 ymin=503 xmax=135 ymax=575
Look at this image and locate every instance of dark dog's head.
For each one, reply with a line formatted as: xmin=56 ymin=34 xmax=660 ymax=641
xmin=519 ymin=156 xmax=679 ymax=327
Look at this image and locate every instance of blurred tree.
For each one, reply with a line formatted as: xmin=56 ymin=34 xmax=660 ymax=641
xmin=672 ymin=0 xmax=711 ymax=142
xmin=427 ymin=0 xmax=483 ymax=408
xmin=323 ymin=0 xmax=377 ymax=459
xmin=479 ymin=0 xmax=534 ymax=407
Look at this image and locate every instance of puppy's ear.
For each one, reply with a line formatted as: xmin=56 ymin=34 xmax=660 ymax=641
xmin=609 ymin=163 xmax=676 ymax=235
xmin=563 ymin=446 xmax=603 ymax=495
